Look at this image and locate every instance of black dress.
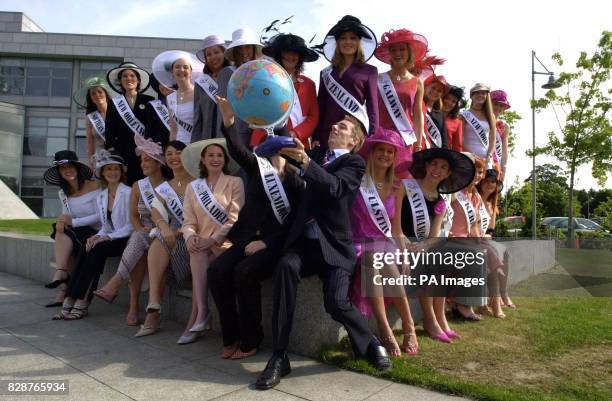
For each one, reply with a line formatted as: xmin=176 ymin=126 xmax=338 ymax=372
xmin=144 ymin=99 xmax=170 ymax=147
xmin=105 ymin=93 xmax=155 ymax=185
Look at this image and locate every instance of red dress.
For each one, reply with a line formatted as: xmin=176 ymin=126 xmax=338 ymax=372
xmin=445 ymin=116 xmax=463 ymax=152
xmin=250 ymin=74 xmax=319 ymax=149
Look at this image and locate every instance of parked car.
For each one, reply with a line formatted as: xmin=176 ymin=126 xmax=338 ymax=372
xmin=547 ymin=217 xmax=610 ymax=236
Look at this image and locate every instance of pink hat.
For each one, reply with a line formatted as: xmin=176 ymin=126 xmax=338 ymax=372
xmin=375 ymin=29 xmax=428 ymax=65
xmin=360 ymin=127 xmax=412 ymax=170
xmin=491 ymin=89 xmax=511 ymax=110
xmin=196 ymin=35 xmax=227 ymax=63
xmin=134 ymin=134 xmax=165 ymax=165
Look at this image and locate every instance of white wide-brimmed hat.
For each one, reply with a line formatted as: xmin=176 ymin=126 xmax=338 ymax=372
xmin=224 ymin=28 xmax=263 ymax=62
xmin=196 ymin=35 xmax=227 ymax=63
xmin=152 ymin=50 xmax=204 ymax=88
xmin=181 ymin=138 xmax=240 ymax=178
xmin=106 ymin=61 xmax=150 ymax=93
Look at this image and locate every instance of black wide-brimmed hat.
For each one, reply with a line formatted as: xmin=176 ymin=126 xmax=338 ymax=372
xmin=107 ymin=61 xmax=151 ymax=93
xmin=43 ymin=150 xmax=93 ymax=186
xmin=409 ymin=148 xmax=476 ymax=194
xmin=321 ymin=15 xmax=377 ymax=62
xmin=263 ymin=33 xmax=319 ymax=63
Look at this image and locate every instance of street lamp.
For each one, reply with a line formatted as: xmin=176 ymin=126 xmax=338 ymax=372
xmin=531 ymin=50 xmax=561 ymax=240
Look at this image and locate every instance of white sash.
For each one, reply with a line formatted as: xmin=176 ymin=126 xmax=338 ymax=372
xmin=167 ymin=94 xmax=194 ymax=135
xmin=155 ymin=182 xmax=184 ymax=224
xmin=58 ymin=189 xmax=72 ymax=217
xmin=377 ymin=73 xmax=416 ymax=146
xmin=402 ymin=178 xmax=430 ymax=242
xmin=439 ymin=193 xmax=454 ymax=238
xmin=495 ymin=130 xmax=503 ymax=163
xmin=256 ymin=156 xmax=291 ymax=224
xmin=97 ymin=189 xmax=108 ymax=229
xmin=191 ymin=179 xmax=228 ymax=226
xmin=425 ymin=112 xmax=442 ymax=148
xmin=87 ymin=111 xmax=106 ymax=141
xmin=478 ymin=193 xmax=491 ymax=234
xmin=112 ymin=95 xmax=145 ymax=136
xmin=149 ymin=100 xmax=170 ymax=131
xmin=359 ymin=178 xmax=392 ymax=238
xmin=137 ymin=177 xmax=156 ymax=212
xmin=289 ymin=90 xmax=305 ymax=128
xmin=195 ymin=74 xmax=219 ymax=104
xmin=456 ymin=190 xmax=477 ymax=229
xmin=322 ymin=65 xmax=369 ymax=131
xmin=462 ymin=110 xmax=489 ymax=150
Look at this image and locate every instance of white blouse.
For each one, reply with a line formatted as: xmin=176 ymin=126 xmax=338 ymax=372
xmin=59 ymin=189 xmax=101 ymax=229
xmin=167 ymin=91 xmax=194 ymax=144
xmin=96 ymin=183 xmax=133 ymax=239
xmin=463 ymin=116 xmax=490 ymax=160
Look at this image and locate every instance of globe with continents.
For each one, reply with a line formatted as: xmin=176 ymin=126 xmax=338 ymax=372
xmin=227 ymin=59 xmax=295 ymax=128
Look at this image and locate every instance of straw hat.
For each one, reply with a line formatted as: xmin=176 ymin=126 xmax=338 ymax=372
xmin=181 ymin=138 xmax=240 ymax=178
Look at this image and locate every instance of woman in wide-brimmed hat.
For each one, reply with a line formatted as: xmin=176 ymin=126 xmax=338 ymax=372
xmin=153 ymin=51 xmax=204 ymax=145
xmin=375 ymin=28 xmax=428 ymax=154
xmin=73 ymin=75 xmax=116 ymax=166
xmin=217 ymin=28 xmax=264 ymax=147
xmin=314 ymin=15 xmax=379 ymax=148
xmin=193 ymin=35 xmax=231 ymax=142
xmin=441 ymin=85 xmax=467 ymax=152
xmin=93 ymin=135 xmax=168 ymax=326
xmin=490 ymin=89 xmax=511 ymax=179
xmin=206 ymin=96 xmax=304 ymax=358
xmin=460 ymin=83 xmax=497 ymax=167
xmin=349 ymin=127 xmax=419 ymax=357
xmin=396 ymin=147 xmax=475 ymax=343
xmin=421 ymin=71 xmax=451 ymax=150
xmin=105 ymin=61 xmax=155 ymax=185
xmin=249 ymin=33 xmax=320 ymax=149
xmin=54 ymin=149 xmax=132 ymax=320
xmin=43 ymin=150 xmax=100 ymax=308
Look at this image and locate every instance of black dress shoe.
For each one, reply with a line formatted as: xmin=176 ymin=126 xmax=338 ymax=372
xmin=366 ymin=338 xmax=392 ymax=371
xmin=254 ymin=354 xmax=291 ymax=390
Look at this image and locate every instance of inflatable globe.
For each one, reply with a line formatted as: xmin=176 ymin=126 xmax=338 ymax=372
xmin=227 ymin=59 xmax=295 ymax=129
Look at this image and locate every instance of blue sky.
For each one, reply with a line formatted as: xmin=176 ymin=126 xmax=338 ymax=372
xmin=2 ymin=0 xmax=610 ymax=189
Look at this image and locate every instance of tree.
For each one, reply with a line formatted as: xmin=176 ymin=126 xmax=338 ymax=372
xmin=532 ymin=31 xmax=611 ymax=245
xmin=594 ymin=198 xmax=612 ymax=231
xmin=575 ymin=189 xmax=612 ymax=218
xmin=498 ymin=110 xmax=522 ymax=154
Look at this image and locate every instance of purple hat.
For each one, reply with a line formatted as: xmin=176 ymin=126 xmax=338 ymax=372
xmin=196 ymin=35 xmax=227 ymax=63
xmin=491 ymin=90 xmax=511 ymax=110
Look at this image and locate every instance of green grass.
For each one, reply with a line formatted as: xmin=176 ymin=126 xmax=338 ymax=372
xmin=0 ymin=219 xmax=54 ymax=236
xmin=320 ymin=248 xmax=612 ymax=401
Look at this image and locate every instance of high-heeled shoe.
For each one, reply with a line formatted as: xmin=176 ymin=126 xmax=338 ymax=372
xmin=45 ymin=269 xmax=69 ymax=289
xmin=93 ymin=288 xmax=118 ymax=304
xmin=177 ymin=331 xmax=202 ymax=345
xmin=135 ymin=305 xmax=161 ymax=337
xmin=189 ymin=310 xmax=212 ymax=332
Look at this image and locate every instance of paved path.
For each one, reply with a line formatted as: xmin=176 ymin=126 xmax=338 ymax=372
xmin=0 ymin=272 xmax=469 ymax=401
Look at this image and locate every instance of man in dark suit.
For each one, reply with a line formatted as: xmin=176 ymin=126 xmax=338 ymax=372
xmin=255 ymin=115 xmax=392 ymax=390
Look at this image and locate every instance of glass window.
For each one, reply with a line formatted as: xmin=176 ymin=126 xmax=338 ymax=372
xmin=22 ymin=197 xmax=42 ymax=216
xmin=48 ymin=127 xmax=68 ymax=137
xmin=0 ymin=58 xmax=25 ymax=95
xmin=23 ymin=116 xmax=70 ymax=156
xmin=76 ymin=137 xmax=88 ymax=160
xmin=49 ymin=118 xmax=69 ymax=128
xmin=25 ymin=77 xmax=49 ymax=96
xmin=46 ymin=137 xmax=68 ymax=156
xmin=24 ymin=59 xmax=73 ymax=98
xmin=23 ymin=136 xmax=46 ymax=156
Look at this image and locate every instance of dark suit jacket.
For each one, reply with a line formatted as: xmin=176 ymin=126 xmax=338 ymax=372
xmin=105 ymin=93 xmax=154 ymax=185
xmin=223 ymin=123 xmax=306 ymax=251
xmin=285 ymin=148 xmax=365 ymax=271
xmin=144 ymin=100 xmax=170 ymax=147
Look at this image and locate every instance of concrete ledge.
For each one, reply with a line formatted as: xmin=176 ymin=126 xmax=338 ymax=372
xmin=0 ymin=232 xmax=556 ymax=357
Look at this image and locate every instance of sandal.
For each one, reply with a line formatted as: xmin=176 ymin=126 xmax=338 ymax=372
xmin=64 ymin=305 xmax=88 ymax=320
xmin=45 ymin=269 xmax=69 ymax=289
xmin=52 ymin=303 xmax=73 ymax=320
xmin=231 ymin=347 xmax=257 ymax=360
xmin=381 ymin=335 xmax=401 ymax=358
xmin=93 ymin=288 xmax=118 ymax=304
xmin=221 ymin=343 xmax=239 ymax=359
xmin=401 ymin=331 xmax=419 ymax=355
xmin=452 ymin=307 xmax=482 ymax=321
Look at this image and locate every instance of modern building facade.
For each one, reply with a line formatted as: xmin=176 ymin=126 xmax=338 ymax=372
xmin=0 ymin=11 xmax=201 ymax=216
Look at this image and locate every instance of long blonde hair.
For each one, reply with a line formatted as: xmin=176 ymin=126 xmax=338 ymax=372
xmin=331 ymin=42 xmax=366 ymax=70
xmin=365 ymin=146 xmax=396 ymax=187
xmin=483 ymin=93 xmax=497 ymax=134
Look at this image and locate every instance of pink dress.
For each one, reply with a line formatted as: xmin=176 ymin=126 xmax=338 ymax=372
xmin=350 ymin=186 xmax=398 ymax=316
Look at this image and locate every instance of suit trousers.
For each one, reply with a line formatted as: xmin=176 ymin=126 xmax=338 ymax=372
xmin=66 ymin=237 xmax=129 ymax=301
xmin=208 ymin=244 xmax=278 ymax=351
xmin=272 ymin=237 xmax=373 ymax=357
